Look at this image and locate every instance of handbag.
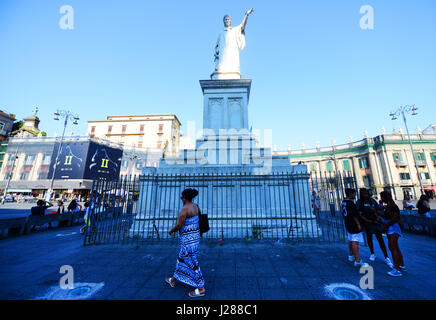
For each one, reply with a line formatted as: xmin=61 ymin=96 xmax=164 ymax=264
xmin=196 ymin=204 xmax=210 ymax=236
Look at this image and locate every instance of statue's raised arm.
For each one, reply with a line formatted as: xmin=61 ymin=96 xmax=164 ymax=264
xmin=211 ymin=9 xmax=255 ymax=80
xmin=241 ymin=8 xmax=254 ymax=34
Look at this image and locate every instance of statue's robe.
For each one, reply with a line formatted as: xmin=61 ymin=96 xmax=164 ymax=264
xmin=215 ymin=24 xmax=245 ymax=75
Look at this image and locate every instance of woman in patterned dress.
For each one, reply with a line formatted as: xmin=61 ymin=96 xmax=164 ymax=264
xmin=165 ymin=188 xmax=206 ymax=297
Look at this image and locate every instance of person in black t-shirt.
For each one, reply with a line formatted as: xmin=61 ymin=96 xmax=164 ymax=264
xmin=30 ymin=200 xmax=53 ymax=231
xmin=342 ymin=188 xmax=369 ymax=267
xmin=30 ymin=200 xmax=52 ymax=216
xmin=357 ymin=188 xmax=393 ymax=267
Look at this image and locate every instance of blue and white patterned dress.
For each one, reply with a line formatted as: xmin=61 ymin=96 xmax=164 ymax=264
xmin=173 ymin=214 xmax=205 ymax=288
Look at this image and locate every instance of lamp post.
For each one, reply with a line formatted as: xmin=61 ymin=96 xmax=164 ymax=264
xmin=389 ymin=104 xmax=424 ymax=195
xmin=46 ymin=109 xmax=79 ymax=201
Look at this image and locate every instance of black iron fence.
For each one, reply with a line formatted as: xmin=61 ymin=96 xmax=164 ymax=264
xmin=83 ymin=171 xmax=356 ymax=246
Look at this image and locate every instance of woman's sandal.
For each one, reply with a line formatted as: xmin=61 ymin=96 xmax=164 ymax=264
xmin=189 ymin=288 xmax=205 ymax=298
xmin=165 ymin=277 xmax=176 ymax=288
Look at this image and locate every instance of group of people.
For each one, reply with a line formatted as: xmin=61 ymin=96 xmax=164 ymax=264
xmin=342 ymin=188 xmax=406 ymax=277
xmin=403 ymin=193 xmax=432 ymax=217
xmin=29 ymin=198 xmax=90 ymax=233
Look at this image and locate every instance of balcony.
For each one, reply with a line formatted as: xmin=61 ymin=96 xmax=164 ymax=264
xmin=415 ymin=160 xmax=427 ymax=167
xmin=395 ymin=160 xmax=407 ymax=167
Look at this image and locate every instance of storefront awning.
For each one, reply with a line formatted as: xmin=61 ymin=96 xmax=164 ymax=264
xmin=6 ymin=189 xmax=33 ymax=193
xmin=424 ymin=187 xmax=435 ymax=191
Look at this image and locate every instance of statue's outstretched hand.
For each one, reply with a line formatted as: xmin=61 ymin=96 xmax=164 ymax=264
xmin=246 ymin=8 xmax=254 ymax=15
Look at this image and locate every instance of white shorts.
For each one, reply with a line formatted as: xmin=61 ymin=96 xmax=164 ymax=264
xmin=348 ymin=232 xmax=364 ymax=243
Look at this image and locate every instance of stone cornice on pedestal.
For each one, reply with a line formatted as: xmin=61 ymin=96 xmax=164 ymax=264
xmin=200 ymin=79 xmax=252 ymax=101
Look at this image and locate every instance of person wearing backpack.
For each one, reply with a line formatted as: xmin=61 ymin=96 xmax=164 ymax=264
xmin=357 ymin=188 xmax=393 ymax=268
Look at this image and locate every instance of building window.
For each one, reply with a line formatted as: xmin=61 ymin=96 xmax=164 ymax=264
xmin=140 ymin=125 xmax=144 ymax=132
xmin=107 ymin=125 xmax=112 ymax=133
xmin=342 ymin=160 xmax=350 ymax=171
xmin=414 ymin=152 xmax=425 ymax=161
xmin=20 ymin=172 xmax=29 ymax=180
xmin=310 ymin=163 xmax=317 ymax=172
xmin=42 ymin=154 xmax=51 ymax=165
xmin=158 ymin=124 xmax=164 ymax=132
xmin=135 ymin=162 xmax=142 ymax=170
xmin=430 ymin=152 xmax=436 ymax=161
xmin=326 ymin=161 xmax=333 ymax=172
xmin=393 ymin=152 xmax=403 ymax=161
xmin=24 ymin=155 xmax=35 ymax=165
xmin=0 ymin=122 xmax=5 ymax=131
xmin=91 ymin=126 xmax=96 ymax=134
xmin=419 ymin=172 xmax=430 ymax=180
xmin=157 ymin=143 xmax=162 ymax=149
xmin=4 ymin=172 xmax=13 ymax=180
xmin=400 ymin=172 xmax=411 ymax=180
xmin=122 ymin=125 xmax=127 ymax=133
xmin=38 ymin=171 xmax=48 ymax=180
xmin=362 ymin=174 xmax=372 ymax=187
xmin=358 ymin=157 xmax=369 ymax=169
xmin=7 ymin=155 xmax=16 ymax=165
xmin=138 ymin=143 xmax=142 ymax=148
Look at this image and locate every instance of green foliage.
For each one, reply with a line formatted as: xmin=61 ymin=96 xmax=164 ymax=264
xmin=12 ymin=120 xmax=24 ymax=132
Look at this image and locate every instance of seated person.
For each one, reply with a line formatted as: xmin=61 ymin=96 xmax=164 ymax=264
xmin=30 ymin=200 xmax=53 ymax=216
xmin=30 ymin=200 xmax=53 ymax=230
xmin=67 ymin=199 xmax=82 ymax=213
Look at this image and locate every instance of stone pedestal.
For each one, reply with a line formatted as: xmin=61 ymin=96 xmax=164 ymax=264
xmin=139 ymin=78 xmax=318 ymax=239
xmin=201 ymin=79 xmax=251 ymax=133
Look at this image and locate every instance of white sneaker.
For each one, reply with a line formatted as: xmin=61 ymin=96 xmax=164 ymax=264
xmin=369 ymin=254 xmax=376 ymax=262
xmin=348 ymin=255 xmax=355 ymax=262
xmin=354 ymin=260 xmax=369 ymax=267
xmin=387 ymin=269 xmax=402 ymax=277
xmin=384 ymin=258 xmax=394 ymax=269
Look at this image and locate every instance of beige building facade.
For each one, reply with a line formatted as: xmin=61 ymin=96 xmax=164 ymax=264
xmin=87 ymin=114 xmax=181 ymax=156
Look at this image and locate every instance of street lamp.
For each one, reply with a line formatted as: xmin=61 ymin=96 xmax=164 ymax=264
xmin=46 ymin=109 xmax=79 ymax=201
xmin=389 ymin=104 xmax=424 ymax=195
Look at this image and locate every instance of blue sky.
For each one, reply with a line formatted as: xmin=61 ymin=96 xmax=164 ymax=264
xmin=0 ymin=0 xmax=435 ymax=150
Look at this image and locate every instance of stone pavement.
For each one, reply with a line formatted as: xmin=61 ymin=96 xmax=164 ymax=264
xmin=0 ymin=224 xmax=435 ymax=300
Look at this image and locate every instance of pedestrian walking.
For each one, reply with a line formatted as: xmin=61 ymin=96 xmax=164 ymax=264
xmin=357 ymin=188 xmax=393 ymax=268
xmin=380 ymin=191 xmax=406 ymax=277
xmin=80 ymin=202 xmax=90 ymax=234
xmin=341 ymin=188 xmax=368 ymax=267
xmin=165 ymin=188 xmax=206 ymax=297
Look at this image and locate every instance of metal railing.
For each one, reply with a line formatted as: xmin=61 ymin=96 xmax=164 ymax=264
xmin=84 ymin=171 xmax=355 ymax=246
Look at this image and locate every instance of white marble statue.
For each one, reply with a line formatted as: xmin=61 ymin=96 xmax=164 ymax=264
xmin=212 ymin=8 xmax=254 ymax=79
